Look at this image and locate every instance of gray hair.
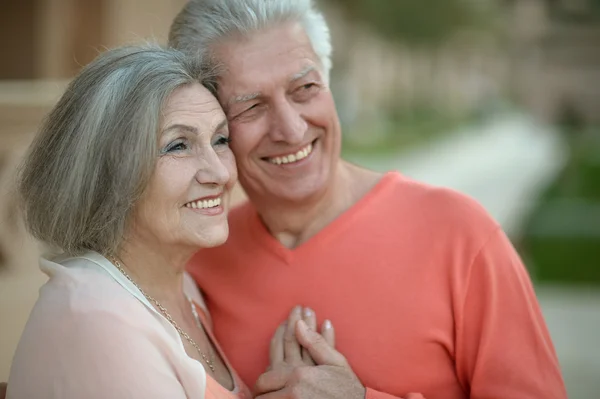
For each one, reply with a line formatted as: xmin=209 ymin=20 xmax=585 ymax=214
xmin=168 ymin=0 xmax=332 ymax=82
xmin=18 ymin=44 xmax=214 ymax=256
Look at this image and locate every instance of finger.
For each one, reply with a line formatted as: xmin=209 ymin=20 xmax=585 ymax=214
xmin=301 ymin=307 xmax=317 ymax=365
xmin=284 ymin=306 xmax=303 ymax=363
xmin=269 ymin=322 xmax=286 ymax=367
xmin=320 ymin=319 xmax=335 ymax=348
xmin=255 ymin=391 xmax=289 ymax=399
xmin=253 ymin=367 xmax=291 ymax=396
xmin=296 ymin=319 xmax=346 ymax=367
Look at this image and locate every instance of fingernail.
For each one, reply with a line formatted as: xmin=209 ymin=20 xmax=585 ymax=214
xmin=323 ymin=319 xmax=332 ymax=329
xmin=303 ymin=307 xmax=313 ymax=317
xmin=294 ymin=305 xmax=302 ymax=315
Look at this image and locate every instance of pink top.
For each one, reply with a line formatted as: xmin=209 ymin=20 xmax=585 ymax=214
xmin=7 ymin=251 xmax=251 ymax=399
xmin=188 ymin=171 xmax=567 ymax=399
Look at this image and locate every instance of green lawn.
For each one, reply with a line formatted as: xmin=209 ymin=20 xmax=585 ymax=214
xmin=520 ymin=127 xmax=600 ymax=285
xmin=341 ymin=109 xmax=465 ymax=157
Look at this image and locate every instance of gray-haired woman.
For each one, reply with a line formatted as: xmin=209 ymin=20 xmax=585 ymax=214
xmin=5 ymin=44 xmax=329 ymax=399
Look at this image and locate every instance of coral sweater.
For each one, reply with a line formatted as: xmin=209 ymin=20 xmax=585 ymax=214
xmin=187 ymin=172 xmax=567 ymax=399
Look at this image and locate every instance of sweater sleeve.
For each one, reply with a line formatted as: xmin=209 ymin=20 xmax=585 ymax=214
xmin=454 ymin=227 xmax=567 ymax=398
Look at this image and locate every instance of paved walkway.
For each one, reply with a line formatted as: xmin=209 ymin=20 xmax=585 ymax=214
xmin=348 ymin=113 xmax=600 ymax=399
xmin=347 ymin=114 xmax=568 ymax=237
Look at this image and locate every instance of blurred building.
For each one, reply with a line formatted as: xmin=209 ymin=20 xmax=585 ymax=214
xmin=506 ymin=0 xmax=600 ymax=125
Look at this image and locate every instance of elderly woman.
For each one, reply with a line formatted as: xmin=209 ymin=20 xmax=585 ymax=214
xmin=5 ymin=44 xmax=334 ymax=399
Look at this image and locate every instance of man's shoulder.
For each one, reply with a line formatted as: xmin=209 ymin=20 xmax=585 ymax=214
xmin=381 ymin=173 xmax=499 ymax=236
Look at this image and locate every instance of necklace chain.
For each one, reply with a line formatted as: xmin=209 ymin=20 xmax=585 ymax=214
xmin=109 ymin=256 xmax=216 ymax=373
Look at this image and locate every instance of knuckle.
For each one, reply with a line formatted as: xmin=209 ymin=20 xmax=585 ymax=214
xmin=311 ymin=332 xmax=325 ymax=343
xmin=291 ymin=366 xmax=310 ymax=381
xmin=254 ymin=373 xmax=269 ymax=390
xmin=283 ymin=333 xmax=297 ymax=345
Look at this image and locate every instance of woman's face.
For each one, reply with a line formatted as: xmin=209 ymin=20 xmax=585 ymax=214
xmin=130 ymin=83 xmax=237 ymax=250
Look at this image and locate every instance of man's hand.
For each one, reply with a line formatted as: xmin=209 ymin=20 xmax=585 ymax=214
xmin=255 ymin=319 xmax=366 ymax=399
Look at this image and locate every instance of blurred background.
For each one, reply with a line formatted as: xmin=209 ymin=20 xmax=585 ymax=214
xmin=0 ymin=0 xmax=598 ymax=397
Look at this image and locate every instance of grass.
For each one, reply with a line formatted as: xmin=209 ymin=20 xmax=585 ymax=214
xmin=341 ymin=108 xmax=466 ymax=157
xmin=520 ymin=126 xmax=600 ymax=285
xmin=526 ymin=237 xmax=600 ymax=284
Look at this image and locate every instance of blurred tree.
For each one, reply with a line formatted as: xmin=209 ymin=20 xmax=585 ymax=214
xmin=326 ymin=0 xmax=492 ymax=45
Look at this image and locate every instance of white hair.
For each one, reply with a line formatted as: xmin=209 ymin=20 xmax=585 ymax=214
xmin=168 ymin=0 xmax=333 ymax=82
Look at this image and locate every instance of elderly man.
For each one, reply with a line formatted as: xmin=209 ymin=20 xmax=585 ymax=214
xmin=168 ymin=1 xmax=567 ymax=398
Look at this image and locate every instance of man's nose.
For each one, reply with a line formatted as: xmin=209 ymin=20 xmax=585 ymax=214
xmin=268 ymin=99 xmax=307 ymax=144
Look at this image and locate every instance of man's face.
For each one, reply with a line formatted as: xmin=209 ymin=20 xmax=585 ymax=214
xmin=213 ymin=22 xmax=341 ymax=205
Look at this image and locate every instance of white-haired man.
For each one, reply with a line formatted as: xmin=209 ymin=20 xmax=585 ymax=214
xmin=170 ymin=1 xmax=568 ymax=398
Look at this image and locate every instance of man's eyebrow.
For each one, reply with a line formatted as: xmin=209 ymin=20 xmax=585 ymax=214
xmin=229 ymin=92 xmax=261 ymax=106
xmin=290 ymin=66 xmax=316 ymax=82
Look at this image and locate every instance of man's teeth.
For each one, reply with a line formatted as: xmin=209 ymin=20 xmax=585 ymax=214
xmin=185 ymin=197 xmax=222 ymax=209
xmin=269 ymin=143 xmax=313 ymax=165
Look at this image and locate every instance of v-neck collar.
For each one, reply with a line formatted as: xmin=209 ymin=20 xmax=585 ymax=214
xmin=245 ymin=171 xmax=400 ymax=264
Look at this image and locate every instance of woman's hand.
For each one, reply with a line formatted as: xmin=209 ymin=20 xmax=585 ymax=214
xmin=268 ymin=305 xmax=335 ymax=370
xmin=255 ymin=308 xmax=366 ymax=399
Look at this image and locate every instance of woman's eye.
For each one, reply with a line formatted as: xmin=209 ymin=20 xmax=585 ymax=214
xmin=214 ymin=136 xmax=232 ymax=146
xmin=162 ymin=141 xmax=188 ymax=154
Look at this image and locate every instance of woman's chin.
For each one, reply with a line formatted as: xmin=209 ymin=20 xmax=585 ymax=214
xmin=193 ymin=226 xmax=229 ymax=249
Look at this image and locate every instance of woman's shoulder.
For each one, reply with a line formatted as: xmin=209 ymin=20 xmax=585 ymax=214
xmin=18 ymin=252 xmax=160 ymax=352
xmin=8 ymin=257 xmax=202 ymax=398
xmin=38 ymin=252 xmax=144 ymax=315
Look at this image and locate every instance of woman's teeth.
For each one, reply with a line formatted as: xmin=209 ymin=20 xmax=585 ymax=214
xmin=185 ymin=197 xmax=222 ymax=209
xmin=268 ymin=142 xmax=313 ymax=165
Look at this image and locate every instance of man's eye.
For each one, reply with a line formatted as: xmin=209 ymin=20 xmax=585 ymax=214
xmin=293 ymin=83 xmax=319 ymax=101
xmin=233 ymin=103 xmax=262 ymax=121
xmin=243 ymin=103 xmax=260 ymax=114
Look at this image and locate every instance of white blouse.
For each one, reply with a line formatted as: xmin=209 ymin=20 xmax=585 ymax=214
xmin=7 ymin=251 xmax=210 ymax=399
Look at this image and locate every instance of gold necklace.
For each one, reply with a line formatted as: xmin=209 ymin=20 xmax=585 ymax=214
xmin=109 ymin=256 xmax=216 ymax=373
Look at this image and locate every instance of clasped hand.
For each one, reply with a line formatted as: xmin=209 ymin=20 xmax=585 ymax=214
xmin=253 ymin=306 xmax=366 ymax=399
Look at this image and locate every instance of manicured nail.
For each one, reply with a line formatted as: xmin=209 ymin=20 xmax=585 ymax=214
xmin=323 ymin=319 xmax=332 ymax=329
xmin=303 ymin=307 xmax=313 ymax=318
xmin=293 ymin=305 xmax=302 ymax=315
